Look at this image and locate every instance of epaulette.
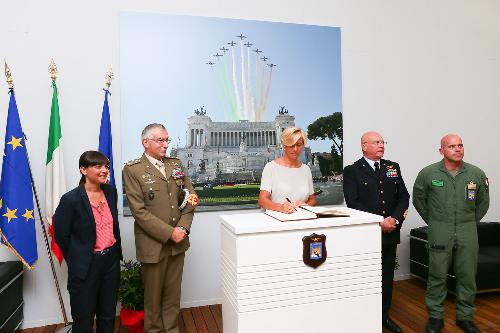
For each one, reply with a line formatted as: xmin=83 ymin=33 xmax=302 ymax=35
xmin=165 ymin=156 xmax=180 ymax=161
xmin=125 ymin=158 xmax=141 ymax=166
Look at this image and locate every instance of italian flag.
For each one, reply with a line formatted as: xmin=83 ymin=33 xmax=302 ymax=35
xmin=45 ymin=80 xmax=66 ymax=264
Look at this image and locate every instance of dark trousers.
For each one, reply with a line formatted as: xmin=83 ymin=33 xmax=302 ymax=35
xmin=382 ymin=244 xmax=397 ymax=320
xmin=68 ymin=245 xmax=120 ymax=333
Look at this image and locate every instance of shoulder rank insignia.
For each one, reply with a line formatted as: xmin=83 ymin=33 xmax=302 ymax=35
xmin=125 ymin=158 xmax=141 ymax=166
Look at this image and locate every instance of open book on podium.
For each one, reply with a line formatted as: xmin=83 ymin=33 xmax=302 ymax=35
xmin=265 ymin=205 xmax=350 ymax=222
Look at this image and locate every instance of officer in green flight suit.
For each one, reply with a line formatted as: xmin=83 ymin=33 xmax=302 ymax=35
xmin=413 ymin=134 xmax=489 ymax=333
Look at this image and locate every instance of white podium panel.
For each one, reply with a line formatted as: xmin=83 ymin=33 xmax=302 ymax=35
xmin=220 ymin=207 xmax=382 ymax=333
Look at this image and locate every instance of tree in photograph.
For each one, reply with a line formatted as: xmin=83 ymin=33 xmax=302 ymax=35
xmin=307 ymin=112 xmax=343 ymax=173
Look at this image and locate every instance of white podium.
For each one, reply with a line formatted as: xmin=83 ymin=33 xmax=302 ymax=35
xmin=220 ymin=207 xmax=382 ymax=333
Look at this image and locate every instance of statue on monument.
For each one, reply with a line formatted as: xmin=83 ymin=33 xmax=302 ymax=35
xmin=199 ymin=159 xmax=206 ymax=172
xmin=194 ymin=106 xmax=207 ymax=116
xmin=278 ymin=106 xmax=289 ymax=115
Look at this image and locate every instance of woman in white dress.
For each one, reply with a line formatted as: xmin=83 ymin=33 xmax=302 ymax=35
xmin=258 ymin=127 xmax=317 ymax=213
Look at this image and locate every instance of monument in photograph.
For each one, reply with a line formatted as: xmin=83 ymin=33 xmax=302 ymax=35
xmin=171 ymin=109 xmax=321 ymax=184
xmin=120 ymin=13 xmax=344 ymax=211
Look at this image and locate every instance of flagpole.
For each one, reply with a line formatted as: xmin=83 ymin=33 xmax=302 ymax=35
xmin=4 ymin=61 xmax=70 ymax=329
xmin=46 ymin=59 xmax=72 ymax=333
xmin=23 ymin=132 xmax=69 ymax=327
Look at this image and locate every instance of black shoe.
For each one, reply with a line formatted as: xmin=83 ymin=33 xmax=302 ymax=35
xmin=456 ymin=320 xmax=481 ymax=333
xmin=426 ymin=318 xmax=444 ymax=333
xmin=382 ymin=318 xmax=403 ymax=333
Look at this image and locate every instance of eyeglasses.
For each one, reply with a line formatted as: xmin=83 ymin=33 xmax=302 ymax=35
xmin=364 ymin=140 xmax=387 ymax=146
xmin=445 ymin=144 xmax=464 ymax=150
xmin=147 ymin=137 xmax=171 ymax=144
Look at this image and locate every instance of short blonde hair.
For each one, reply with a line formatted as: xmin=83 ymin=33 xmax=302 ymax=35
xmin=281 ymin=127 xmax=307 ymax=146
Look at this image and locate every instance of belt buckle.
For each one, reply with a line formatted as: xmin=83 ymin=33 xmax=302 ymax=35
xmin=96 ymin=246 xmax=111 ymax=255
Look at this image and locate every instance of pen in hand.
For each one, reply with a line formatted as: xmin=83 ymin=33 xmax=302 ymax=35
xmin=286 ymin=197 xmax=297 ymax=211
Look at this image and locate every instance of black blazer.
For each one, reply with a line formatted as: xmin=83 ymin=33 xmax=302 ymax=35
xmin=54 ymin=184 xmax=123 ymax=279
xmin=343 ymin=158 xmax=410 ymax=245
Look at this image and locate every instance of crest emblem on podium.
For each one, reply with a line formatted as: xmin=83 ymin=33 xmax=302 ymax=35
xmin=302 ymin=233 xmax=327 ymax=268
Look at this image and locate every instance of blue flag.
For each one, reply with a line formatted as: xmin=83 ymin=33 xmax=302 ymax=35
xmin=98 ymin=89 xmax=115 ymax=186
xmin=0 ymin=89 xmax=37 ymax=268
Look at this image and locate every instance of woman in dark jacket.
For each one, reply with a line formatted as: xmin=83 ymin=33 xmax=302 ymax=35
xmin=54 ymin=151 xmax=122 ymax=333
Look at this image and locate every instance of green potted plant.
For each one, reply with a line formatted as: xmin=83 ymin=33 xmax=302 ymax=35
xmin=118 ymin=260 xmax=144 ymax=333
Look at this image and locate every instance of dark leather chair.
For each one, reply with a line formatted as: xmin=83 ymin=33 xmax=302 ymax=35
xmin=410 ymin=222 xmax=500 ymax=293
xmin=0 ymin=261 xmax=23 ymax=333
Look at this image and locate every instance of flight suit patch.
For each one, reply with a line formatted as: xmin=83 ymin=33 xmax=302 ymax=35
xmin=431 ymin=180 xmax=444 ymax=187
xmin=466 ymin=181 xmax=477 ymax=201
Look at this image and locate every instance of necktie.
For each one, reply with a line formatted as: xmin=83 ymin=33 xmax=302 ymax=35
xmin=374 ymin=161 xmax=380 ymax=173
xmin=155 ymin=162 xmax=166 ymax=178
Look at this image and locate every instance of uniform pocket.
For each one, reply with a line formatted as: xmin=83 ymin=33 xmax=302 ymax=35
xmin=141 ymin=183 xmax=161 ymax=204
xmin=141 ymin=183 xmax=160 ymax=193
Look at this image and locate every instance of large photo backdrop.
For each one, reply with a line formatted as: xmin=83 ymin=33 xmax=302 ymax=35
xmin=120 ymin=12 xmax=343 ymax=212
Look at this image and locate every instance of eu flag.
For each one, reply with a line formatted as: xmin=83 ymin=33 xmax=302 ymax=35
xmin=0 ymin=89 xmax=37 ymax=268
xmin=98 ymin=89 xmax=115 ymax=186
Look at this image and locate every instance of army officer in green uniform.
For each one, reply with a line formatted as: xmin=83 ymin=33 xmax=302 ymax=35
xmin=413 ymin=134 xmax=489 ymax=333
xmin=123 ymin=123 xmax=198 ymax=333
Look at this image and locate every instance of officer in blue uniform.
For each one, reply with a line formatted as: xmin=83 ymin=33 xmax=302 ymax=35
xmin=343 ymin=131 xmax=410 ymax=333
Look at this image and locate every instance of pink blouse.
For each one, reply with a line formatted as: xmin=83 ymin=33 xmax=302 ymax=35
xmin=90 ymin=198 xmax=116 ymax=252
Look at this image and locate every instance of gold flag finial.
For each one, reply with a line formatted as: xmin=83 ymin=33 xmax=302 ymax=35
xmin=4 ymin=60 xmax=13 ymax=89
xmin=48 ymin=58 xmax=58 ymax=81
xmin=105 ymin=65 xmax=114 ymax=89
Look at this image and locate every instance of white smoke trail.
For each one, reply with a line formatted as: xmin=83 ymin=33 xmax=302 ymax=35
xmin=240 ymin=41 xmax=248 ymax=120
xmin=246 ymin=46 xmax=254 ymax=121
xmin=222 ymin=53 xmax=237 ymax=120
xmin=253 ymin=52 xmax=259 ymax=120
xmin=231 ymin=47 xmax=243 ymax=119
xmin=258 ymin=62 xmax=266 ymax=120
xmin=263 ymin=66 xmax=273 ymax=115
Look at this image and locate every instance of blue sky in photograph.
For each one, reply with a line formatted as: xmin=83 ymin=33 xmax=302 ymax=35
xmin=120 ymin=12 xmax=342 ymax=162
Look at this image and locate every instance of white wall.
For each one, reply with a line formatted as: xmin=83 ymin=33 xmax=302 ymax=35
xmin=1 ymin=0 xmax=499 ymax=328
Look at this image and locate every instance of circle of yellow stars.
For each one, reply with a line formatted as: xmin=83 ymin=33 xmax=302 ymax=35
xmin=0 ymin=135 xmax=33 ymax=223
xmin=0 ymin=198 xmax=34 ymax=223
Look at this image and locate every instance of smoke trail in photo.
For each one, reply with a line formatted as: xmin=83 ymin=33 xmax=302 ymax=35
xmin=205 ymin=34 xmax=277 ymax=122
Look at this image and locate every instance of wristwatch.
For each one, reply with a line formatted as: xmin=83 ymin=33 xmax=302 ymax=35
xmin=178 ymin=226 xmax=190 ymax=235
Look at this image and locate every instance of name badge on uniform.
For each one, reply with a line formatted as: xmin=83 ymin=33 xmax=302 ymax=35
xmin=432 ymin=180 xmax=444 ymax=187
xmin=467 ymin=181 xmax=477 ymax=201
xmin=386 ymin=165 xmax=398 ymax=178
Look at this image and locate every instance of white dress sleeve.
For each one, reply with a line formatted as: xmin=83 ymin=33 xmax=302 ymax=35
xmin=260 ymin=162 xmax=273 ymax=193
